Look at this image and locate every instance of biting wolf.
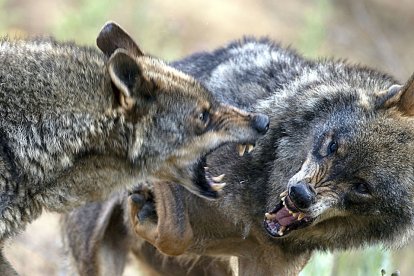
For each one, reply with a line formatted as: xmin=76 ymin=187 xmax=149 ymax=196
xmin=63 ymin=37 xmax=414 ymax=275
xmin=0 ymin=23 xmax=268 ymax=275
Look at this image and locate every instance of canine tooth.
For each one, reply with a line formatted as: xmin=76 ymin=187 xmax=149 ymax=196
xmin=298 ymin=213 xmax=305 ymax=220
xmin=265 ymin=212 xmax=277 ymax=220
xmin=212 ymin=174 xmax=225 ymax=182
xmin=288 ymin=210 xmax=293 ymax=214
xmin=278 ymin=226 xmax=286 ymax=236
xmin=292 ymin=212 xmax=298 ymax=218
xmin=247 ymin=144 xmax=255 ymax=153
xmin=280 ymin=191 xmax=288 ymax=197
xmin=238 ymin=144 xmax=247 ymax=156
xmin=204 ymin=167 xmax=209 ymax=171
xmin=211 ymin=183 xmax=226 ymax=191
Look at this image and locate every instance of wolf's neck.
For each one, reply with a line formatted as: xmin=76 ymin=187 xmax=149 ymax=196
xmin=32 ymin=113 xmax=139 ymax=210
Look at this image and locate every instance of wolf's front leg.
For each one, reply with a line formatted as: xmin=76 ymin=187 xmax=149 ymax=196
xmin=0 ymin=248 xmax=18 ymax=276
xmin=127 ymin=182 xmax=193 ymax=256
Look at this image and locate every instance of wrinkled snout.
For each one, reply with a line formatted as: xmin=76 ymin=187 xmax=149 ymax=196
xmin=288 ymin=181 xmax=316 ymax=210
xmin=251 ymin=114 xmax=270 ymax=134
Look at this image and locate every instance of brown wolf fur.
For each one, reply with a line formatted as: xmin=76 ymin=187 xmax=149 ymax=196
xmin=63 ymin=189 xmax=234 ymax=275
xmin=0 ymin=23 xmax=268 ymax=274
xmin=63 ymin=37 xmax=414 ymax=275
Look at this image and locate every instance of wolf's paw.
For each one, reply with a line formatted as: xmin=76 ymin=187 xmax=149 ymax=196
xmin=128 ymin=184 xmax=157 ymax=224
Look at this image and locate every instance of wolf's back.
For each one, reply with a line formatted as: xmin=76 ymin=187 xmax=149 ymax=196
xmin=172 ymin=38 xmax=310 ymax=110
xmin=0 ymin=37 xmax=107 ymax=117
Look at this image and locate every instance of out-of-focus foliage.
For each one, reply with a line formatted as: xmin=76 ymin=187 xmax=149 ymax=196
xmin=301 ymin=246 xmax=398 ymax=276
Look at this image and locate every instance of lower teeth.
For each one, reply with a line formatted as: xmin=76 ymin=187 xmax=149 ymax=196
xmin=278 ymin=226 xmax=286 ymax=236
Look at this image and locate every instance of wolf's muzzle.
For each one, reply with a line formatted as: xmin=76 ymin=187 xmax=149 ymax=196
xmin=251 ymin=114 xmax=270 ymax=134
xmin=288 ymin=181 xmax=316 ymax=210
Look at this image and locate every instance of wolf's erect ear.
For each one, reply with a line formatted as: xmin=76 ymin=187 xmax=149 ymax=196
xmin=97 ymin=21 xmax=143 ymax=58
xmin=108 ymin=49 xmax=146 ymax=110
xmin=395 ymin=73 xmax=414 ymax=116
xmin=379 ymin=73 xmax=414 ymax=116
xmin=376 ymin=84 xmax=403 ymax=109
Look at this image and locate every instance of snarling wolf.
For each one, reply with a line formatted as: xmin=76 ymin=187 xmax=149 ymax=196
xmin=63 ymin=37 xmax=414 ymax=275
xmin=0 ymin=24 xmax=268 ymax=274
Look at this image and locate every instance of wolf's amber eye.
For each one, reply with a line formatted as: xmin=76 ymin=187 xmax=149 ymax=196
xmin=198 ymin=110 xmax=210 ymax=125
xmin=327 ymin=140 xmax=338 ymax=155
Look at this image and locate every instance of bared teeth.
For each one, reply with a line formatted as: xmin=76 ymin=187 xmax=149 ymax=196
xmin=212 ymin=174 xmax=225 ymax=182
xmin=265 ymin=212 xmax=277 ymax=220
xmin=280 ymin=190 xmax=288 ymax=198
xmin=278 ymin=226 xmax=286 ymax=236
xmin=292 ymin=212 xmax=298 ymax=218
xmin=247 ymin=144 xmax=255 ymax=153
xmin=211 ymin=182 xmax=226 ymax=191
xmin=238 ymin=144 xmax=247 ymax=156
xmin=298 ymin=213 xmax=305 ymax=220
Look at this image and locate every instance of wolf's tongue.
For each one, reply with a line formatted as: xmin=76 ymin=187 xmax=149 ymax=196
xmin=275 ymin=207 xmax=296 ymax=226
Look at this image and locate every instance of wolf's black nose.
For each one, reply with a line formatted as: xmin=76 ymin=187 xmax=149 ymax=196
xmin=288 ymin=181 xmax=315 ymax=209
xmin=252 ymin=114 xmax=269 ymax=134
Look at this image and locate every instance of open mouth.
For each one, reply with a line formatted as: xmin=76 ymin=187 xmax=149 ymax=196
xmin=263 ymin=191 xmax=314 ymax=237
xmin=193 ymin=143 xmax=256 ymax=199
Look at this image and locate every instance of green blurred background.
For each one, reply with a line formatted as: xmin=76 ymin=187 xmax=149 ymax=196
xmin=2 ymin=0 xmax=414 ymax=275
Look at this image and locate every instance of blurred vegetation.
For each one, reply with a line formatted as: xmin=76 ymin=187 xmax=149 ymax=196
xmin=50 ymin=0 xmax=183 ymax=59
xmin=297 ymin=0 xmax=330 ymax=57
xmin=1 ymin=0 xmax=414 ymax=275
xmin=301 ymin=246 xmax=398 ymax=276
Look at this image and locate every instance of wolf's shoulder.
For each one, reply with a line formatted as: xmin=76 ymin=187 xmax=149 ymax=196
xmin=172 ymin=37 xmax=307 ymax=79
xmin=0 ymin=36 xmax=103 ymax=64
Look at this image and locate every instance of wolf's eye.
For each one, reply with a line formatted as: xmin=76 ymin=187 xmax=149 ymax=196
xmin=354 ymin=182 xmax=370 ymax=195
xmin=198 ymin=110 xmax=210 ymax=125
xmin=327 ymin=140 xmax=338 ymax=155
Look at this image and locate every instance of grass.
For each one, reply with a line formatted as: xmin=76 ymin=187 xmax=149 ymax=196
xmin=301 ymin=246 xmax=396 ymax=276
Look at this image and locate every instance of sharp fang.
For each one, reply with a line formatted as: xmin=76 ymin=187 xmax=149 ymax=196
xmin=212 ymin=174 xmax=225 ymax=182
xmin=278 ymin=226 xmax=286 ymax=236
xmin=247 ymin=144 xmax=255 ymax=153
xmin=292 ymin=212 xmax=298 ymax=218
xmin=280 ymin=190 xmax=288 ymax=197
xmin=288 ymin=210 xmax=293 ymax=214
xmin=211 ymin=183 xmax=226 ymax=191
xmin=238 ymin=144 xmax=247 ymax=156
xmin=204 ymin=167 xmax=209 ymax=171
xmin=265 ymin=212 xmax=277 ymax=220
xmin=298 ymin=213 xmax=305 ymax=220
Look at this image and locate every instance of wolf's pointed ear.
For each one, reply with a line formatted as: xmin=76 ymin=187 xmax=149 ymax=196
xmin=378 ymin=73 xmax=414 ymax=116
xmin=376 ymin=84 xmax=402 ymax=109
xmin=97 ymin=21 xmax=143 ymax=58
xmin=108 ymin=49 xmax=143 ymax=110
xmin=395 ymin=73 xmax=414 ymax=116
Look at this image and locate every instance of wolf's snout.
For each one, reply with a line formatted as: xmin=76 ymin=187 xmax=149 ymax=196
xmin=251 ymin=114 xmax=270 ymax=134
xmin=288 ymin=182 xmax=316 ymax=210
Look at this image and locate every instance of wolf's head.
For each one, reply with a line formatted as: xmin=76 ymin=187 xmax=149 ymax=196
xmin=97 ymin=22 xmax=269 ymax=199
xmin=264 ymin=68 xmax=414 ymax=250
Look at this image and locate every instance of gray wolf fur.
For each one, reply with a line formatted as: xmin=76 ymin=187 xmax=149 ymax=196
xmin=63 ymin=37 xmax=414 ymax=275
xmin=0 ymin=22 xmax=268 ymax=275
